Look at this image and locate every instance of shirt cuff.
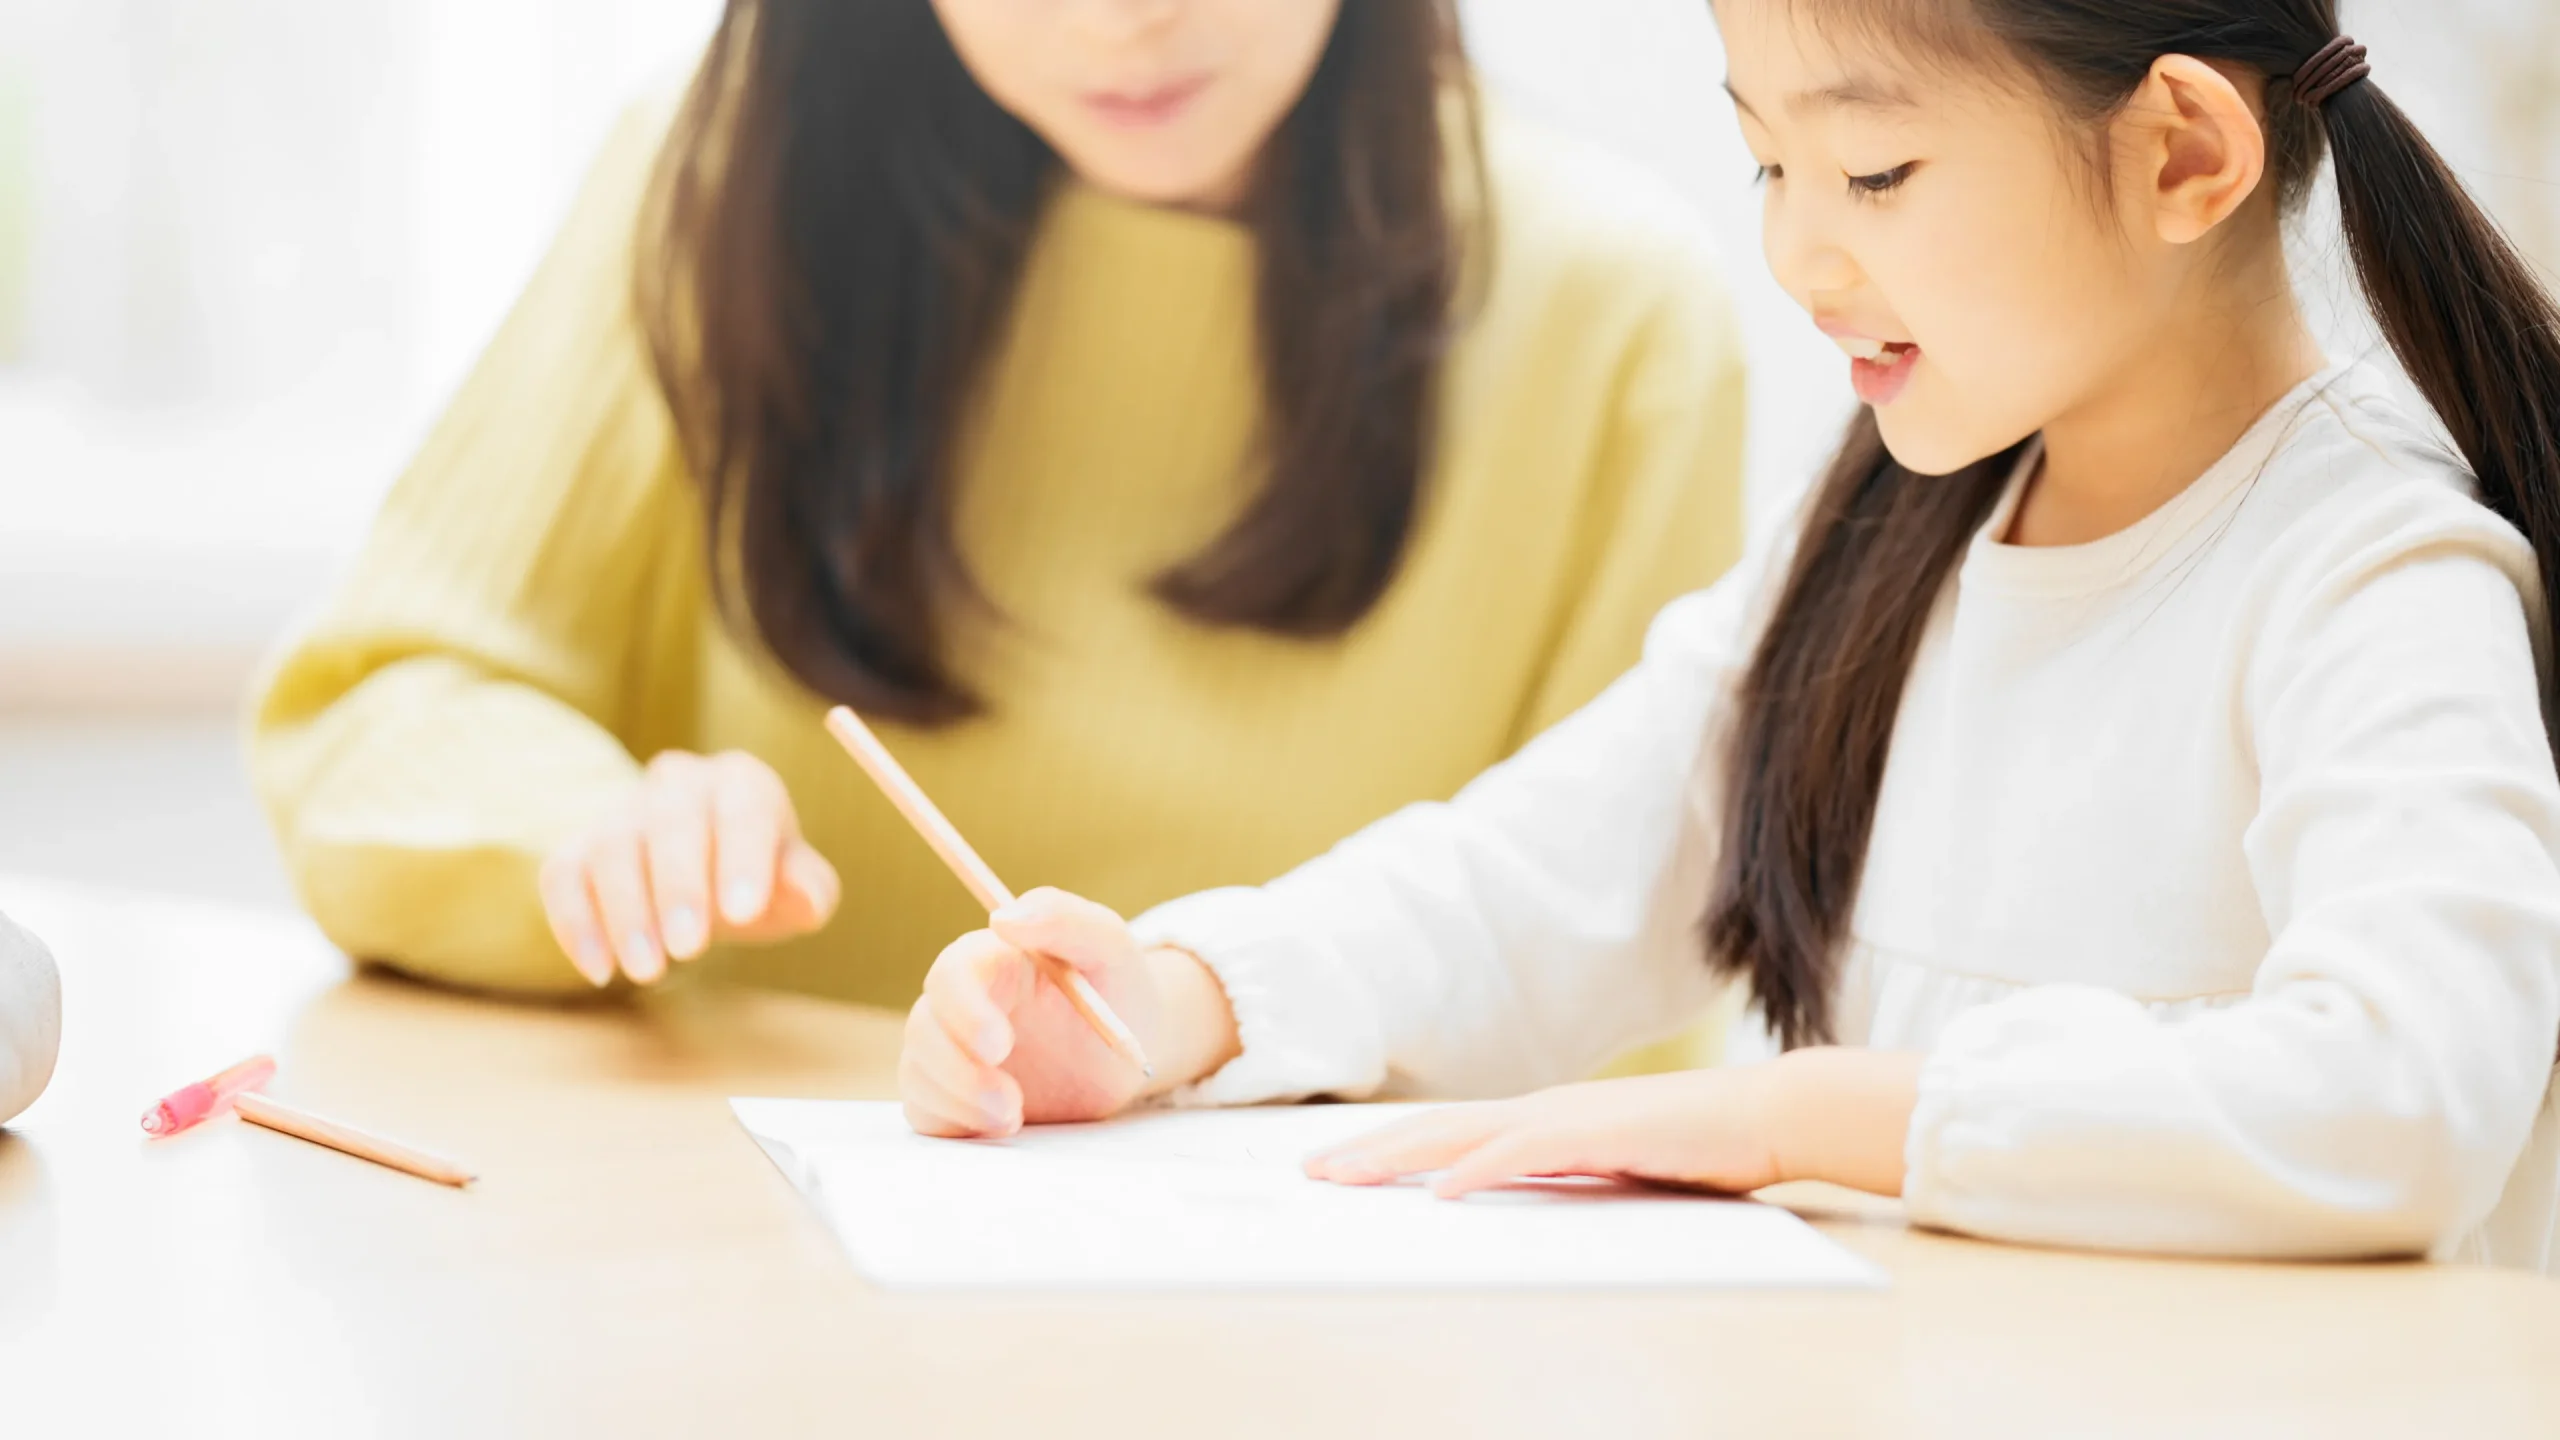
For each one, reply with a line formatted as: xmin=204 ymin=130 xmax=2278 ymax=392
xmin=1900 ymin=984 xmax=2151 ymax=1235
xmin=1129 ymin=886 xmax=1387 ymax=1107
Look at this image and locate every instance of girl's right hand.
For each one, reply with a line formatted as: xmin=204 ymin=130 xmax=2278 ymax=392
xmin=902 ymin=888 xmax=1240 ymax=1138
xmin=538 ymin=750 xmax=841 ymax=987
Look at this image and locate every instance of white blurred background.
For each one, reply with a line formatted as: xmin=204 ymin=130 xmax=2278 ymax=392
xmin=0 ymin=0 xmax=2553 ymax=903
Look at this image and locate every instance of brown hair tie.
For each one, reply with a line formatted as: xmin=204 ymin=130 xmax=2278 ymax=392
xmin=2291 ymin=36 xmax=2371 ymax=111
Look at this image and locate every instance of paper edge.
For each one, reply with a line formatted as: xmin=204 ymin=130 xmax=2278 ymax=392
xmin=725 ymin=1096 xmax=1892 ymax=1292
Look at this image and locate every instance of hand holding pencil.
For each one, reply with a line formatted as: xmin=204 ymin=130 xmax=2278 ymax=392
xmin=902 ymin=890 xmax=1172 ymax=1136
xmin=821 ymin=707 xmax=1240 ymax=1139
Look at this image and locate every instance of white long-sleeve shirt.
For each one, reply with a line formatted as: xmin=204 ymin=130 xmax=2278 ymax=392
xmin=1134 ymin=367 xmax=2560 ymax=1270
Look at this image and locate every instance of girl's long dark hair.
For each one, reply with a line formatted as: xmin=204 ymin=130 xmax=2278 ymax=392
xmin=1711 ymin=0 xmax=2560 ymax=1050
xmin=641 ymin=1 xmax=1475 ymax=724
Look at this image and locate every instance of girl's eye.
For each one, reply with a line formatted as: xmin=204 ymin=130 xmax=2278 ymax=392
xmin=1846 ymin=163 xmax=1918 ymax=199
xmin=1751 ymin=163 xmax=1782 ymax=188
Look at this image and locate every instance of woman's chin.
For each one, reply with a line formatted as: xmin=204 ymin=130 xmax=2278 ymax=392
xmin=1060 ymin=147 xmax=1255 ymax=216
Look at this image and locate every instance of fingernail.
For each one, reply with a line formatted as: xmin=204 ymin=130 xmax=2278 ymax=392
xmin=576 ymin=937 xmax=611 ymax=986
xmin=976 ymin=1019 xmax=1010 ymax=1065
xmin=665 ymin=906 xmax=704 ymax=957
xmin=625 ymin=931 xmax=662 ymax=981
xmin=978 ymin=1089 xmax=1011 ymax=1123
xmin=721 ymin=880 xmax=759 ymax=923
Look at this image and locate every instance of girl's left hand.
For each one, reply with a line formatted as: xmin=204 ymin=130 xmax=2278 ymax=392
xmin=1303 ymin=1068 xmax=1788 ymax=1199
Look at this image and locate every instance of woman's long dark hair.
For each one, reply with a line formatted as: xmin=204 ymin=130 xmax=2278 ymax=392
xmin=1710 ymin=0 xmax=2560 ymax=1050
xmin=641 ymin=1 xmax=1476 ymax=724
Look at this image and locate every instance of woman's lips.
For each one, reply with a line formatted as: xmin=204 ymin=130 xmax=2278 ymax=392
xmin=1085 ymin=75 xmax=1212 ymax=130
xmin=1850 ymin=343 xmax=1921 ymax=407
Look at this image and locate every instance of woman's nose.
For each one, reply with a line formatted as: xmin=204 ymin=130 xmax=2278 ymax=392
xmin=1065 ymin=0 xmax=1184 ymax=46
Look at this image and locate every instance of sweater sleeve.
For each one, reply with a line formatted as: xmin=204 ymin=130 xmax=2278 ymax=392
xmin=1512 ymin=233 xmax=1749 ymax=740
xmin=1904 ymin=491 xmax=2560 ymax=1260
xmin=247 ymin=100 xmax=684 ymax=996
xmin=1132 ymin=538 xmax=1785 ymax=1104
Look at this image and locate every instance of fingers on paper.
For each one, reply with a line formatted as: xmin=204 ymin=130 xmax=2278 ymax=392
xmin=1430 ymin=1129 xmax=1595 ymax=1199
xmin=1303 ymin=1103 xmax=1514 ymax=1187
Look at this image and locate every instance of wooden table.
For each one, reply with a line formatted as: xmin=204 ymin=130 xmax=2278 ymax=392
xmin=3 ymin=876 xmax=2556 ymax=1439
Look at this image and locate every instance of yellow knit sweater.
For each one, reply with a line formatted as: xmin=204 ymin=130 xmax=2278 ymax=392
xmin=249 ymin=97 xmax=1747 ymax=1009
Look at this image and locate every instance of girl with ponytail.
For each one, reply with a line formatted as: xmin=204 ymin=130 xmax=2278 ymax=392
xmin=895 ymin=0 xmax=2560 ymax=1269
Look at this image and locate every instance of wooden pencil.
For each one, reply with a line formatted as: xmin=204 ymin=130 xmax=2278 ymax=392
xmin=822 ymin=705 xmax=1155 ymax=1078
xmin=233 ymin=1092 xmax=477 ymax=1189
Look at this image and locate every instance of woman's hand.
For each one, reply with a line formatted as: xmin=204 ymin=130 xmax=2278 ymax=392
xmin=901 ymin=888 xmax=1240 ymax=1138
xmin=538 ymin=750 xmax=841 ymax=987
xmin=1303 ymin=1050 xmax=1925 ymax=1199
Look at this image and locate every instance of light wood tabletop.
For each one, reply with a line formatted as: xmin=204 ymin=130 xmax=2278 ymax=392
xmin=2 ymin=875 xmax=2556 ymax=1440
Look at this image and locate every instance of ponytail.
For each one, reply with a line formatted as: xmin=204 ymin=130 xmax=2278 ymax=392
xmin=2320 ymin=71 xmax=2560 ymax=732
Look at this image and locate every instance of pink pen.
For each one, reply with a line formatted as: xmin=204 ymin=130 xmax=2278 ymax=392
xmin=139 ymin=1054 xmax=278 ymax=1137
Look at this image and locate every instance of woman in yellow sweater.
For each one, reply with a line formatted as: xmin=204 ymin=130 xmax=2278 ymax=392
xmin=251 ymin=0 xmax=1748 ymax=1009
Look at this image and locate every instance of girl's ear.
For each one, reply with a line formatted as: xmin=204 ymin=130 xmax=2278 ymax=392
xmin=2119 ymin=55 xmax=2269 ymax=246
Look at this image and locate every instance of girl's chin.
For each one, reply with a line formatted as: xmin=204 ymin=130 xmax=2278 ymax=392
xmin=1875 ymin=412 xmax=2013 ymax=480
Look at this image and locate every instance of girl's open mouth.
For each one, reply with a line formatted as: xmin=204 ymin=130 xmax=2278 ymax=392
xmin=1849 ymin=342 xmax=1921 ymax=407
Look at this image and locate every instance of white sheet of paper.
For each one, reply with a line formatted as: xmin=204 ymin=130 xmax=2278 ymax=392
xmin=731 ymin=1098 xmax=1886 ymax=1291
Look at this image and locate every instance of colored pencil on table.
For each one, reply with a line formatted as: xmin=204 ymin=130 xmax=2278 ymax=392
xmin=822 ymin=704 xmax=1154 ymax=1078
xmin=232 ymin=1091 xmax=477 ymax=1189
